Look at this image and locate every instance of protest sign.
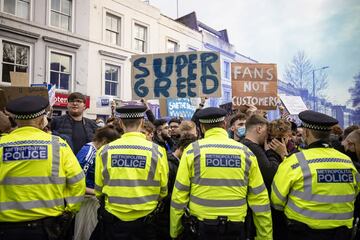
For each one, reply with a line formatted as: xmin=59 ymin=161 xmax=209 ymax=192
xmin=96 ymin=96 xmax=112 ymax=108
xmin=0 ymin=86 xmax=49 ymax=109
xmin=279 ymin=95 xmax=307 ymax=115
xmin=167 ymin=98 xmax=196 ymax=119
xmin=131 ymin=51 xmax=221 ymax=99
xmin=231 ymin=63 xmax=278 ymax=110
xmin=10 ymin=72 xmax=29 ymax=87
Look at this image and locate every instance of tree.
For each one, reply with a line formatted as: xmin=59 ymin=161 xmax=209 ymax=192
xmin=349 ymin=72 xmax=360 ymax=123
xmin=284 ymin=50 xmax=328 ymax=97
xmin=309 ymin=70 xmax=329 ymax=98
xmin=284 ymin=50 xmax=313 ymax=89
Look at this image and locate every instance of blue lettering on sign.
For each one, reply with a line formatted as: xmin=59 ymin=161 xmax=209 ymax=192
xmin=317 ymin=169 xmax=353 ymax=183
xmin=201 ymin=52 xmax=219 ymax=94
xmin=3 ymin=145 xmax=48 ymax=161
xmin=132 ymin=52 xmax=219 ymax=98
xmin=205 ymin=154 xmax=241 ymax=168
xmin=133 ymin=57 xmax=150 ymax=97
xmin=111 ymin=155 xmax=147 ymax=169
xmin=101 ymin=99 xmax=110 ymax=106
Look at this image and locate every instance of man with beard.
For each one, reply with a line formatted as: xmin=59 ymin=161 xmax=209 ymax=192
xmin=169 ymin=118 xmax=182 ymax=146
xmin=51 ymin=92 xmax=98 ymax=155
xmin=153 ymin=119 xmax=175 ymax=152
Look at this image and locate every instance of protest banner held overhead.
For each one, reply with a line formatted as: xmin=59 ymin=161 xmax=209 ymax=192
xmin=166 ymin=98 xmax=197 ymax=119
xmin=131 ymin=51 xmax=221 ymax=99
xmin=231 ymin=63 xmax=278 ymax=110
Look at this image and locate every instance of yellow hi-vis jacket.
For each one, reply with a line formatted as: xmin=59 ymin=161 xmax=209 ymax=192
xmin=94 ymin=132 xmax=168 ymax=221
xmin=170 ymin=128 xmax=273 ymax=239
xmin=0 ymin=126 xmax=86 ymax=222
xmin=271 ymin=146 xmax=360 ymax=229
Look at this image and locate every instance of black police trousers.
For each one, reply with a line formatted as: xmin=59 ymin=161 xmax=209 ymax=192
xmin=287 ymin=220 xmax=351 ymax=240
xmin=90 ymin=209 xmax=157 ymax=240
xmin=0 ymin=221 xmax=48 ymax=240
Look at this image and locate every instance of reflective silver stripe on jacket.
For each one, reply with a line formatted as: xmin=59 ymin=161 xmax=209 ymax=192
xmin=175 ymin=180 xmax=190 ymax=191
xmin=272 ymin=182 xmax=287 ymax=203
xmin=108 ymin=194 xmax=158 ymax=205
xmin=101 ymin=144 xmax=110 ymax=185
xmin=289 ymin=152 xmax=356 ymax=203
xmin=67 ymin=172 xmax=85 ymax=184
xmin=0 ymin=136 xmax=62 ymax=186
xmin=291 ymin=158 xmax=353 ymax=169
xmin=287 ymin=198 xmax=353 ymax=220
xmin=65 ymin=196 xmax=84 ymax=204
xmin=187 ymin=144 xmax=254 ymax=156
xmin=251 ymin=204 xmax=271 ymax=212
xmin=0 ymin=140 xmax=67 ymax=148
xmin=190 ymin=195 xmax=246 ymax=207
xmin=0 ymin=198 xmax=64 ymax=211
xmin=171 ymin=200 xmax=187 ymax=210
xmin=0 ymin=176 xmax=66 ymax=185
xmin=107 ymin=179 xmax=159 ymax=187
xmin=249 ymin=184 xmax=266 ymax=195
xmin=191 ymin=141 xmax=251 ymax=187
xmin=51 ymin=136 xmax=60 ymax=176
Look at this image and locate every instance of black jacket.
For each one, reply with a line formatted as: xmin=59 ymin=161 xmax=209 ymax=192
xmin=242 ymin=139 xmax=279 ymax=191
xmin=51 ymin=114 xmax=98 ymax=154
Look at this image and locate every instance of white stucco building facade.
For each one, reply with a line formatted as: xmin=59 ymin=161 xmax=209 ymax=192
xmin=0 ymin=0 xmax=202 ymax=119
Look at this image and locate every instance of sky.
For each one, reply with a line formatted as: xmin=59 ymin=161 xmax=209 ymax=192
xmin=149 ymin=0 xmax=360 ymax=106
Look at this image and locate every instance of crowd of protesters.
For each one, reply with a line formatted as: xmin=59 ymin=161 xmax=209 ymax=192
xmin=1 ymin=91 xmax=360 ymax=240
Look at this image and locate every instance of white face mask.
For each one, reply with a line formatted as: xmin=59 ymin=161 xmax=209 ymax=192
xmin=97 ymin=122 xmax=105 ymax=127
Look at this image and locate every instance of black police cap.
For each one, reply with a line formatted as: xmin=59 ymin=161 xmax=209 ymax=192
xmin=196 ymin=107 xmax=227 ymax=124
xmin=299 ymin=110 xmax=338 ymax=131
xmin=6 ymin=96 xmax=49 ymax=120
xmin=116 ymin=104 xmax=147 ymax=119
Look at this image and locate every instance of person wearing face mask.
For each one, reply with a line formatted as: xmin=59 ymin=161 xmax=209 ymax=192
xmin=271 ymin=110 xmax=360 ymax=240
xmin=229 ymin=112 xmax=247 ymax=142
xmin=0 ymin=96 xmax=86 ymax=240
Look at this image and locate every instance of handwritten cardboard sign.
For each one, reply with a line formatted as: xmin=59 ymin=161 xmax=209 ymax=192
xmin=231 ymin=63 xmax=278 ymax=110
xmin=131 ymin=51 xmax=221 ymax=99
xmin=0 ymin=86 xmax=49 ymax=109
xmin=10 ymin=72 xmax=29 ymax=87
xmin=167 ymin=98 xmax=196 ymax=119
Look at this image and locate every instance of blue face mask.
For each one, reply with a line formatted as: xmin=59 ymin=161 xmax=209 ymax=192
xmin=237 ymin=127 xmax=246 ymax=137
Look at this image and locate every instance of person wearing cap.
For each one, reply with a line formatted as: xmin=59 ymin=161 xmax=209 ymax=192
xmin=91 ymin=104 xmax=168 ymax=240
xmin=271 ymin=110 xmax=360 ymax=240
xmin=170 ymin=107 xmax=273 ymax=240
xmin=0 ymin=96 xmax=85 ymax=240
xmin=51 ymin=92 xmax=98 ymax=155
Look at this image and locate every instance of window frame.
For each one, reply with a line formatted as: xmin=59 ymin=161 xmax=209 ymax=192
xmin=102 ymin=60 xmax=122 ymax=98
xmin=133 ymin=21 xmax=148 ymax=53
xmin=0 ymin=0 xmax=32 ymax=20
xmin=48 ymin=0 xmax=75 ymax=32
xmin=0 ymin=38 xmax=32 ymax=86
xmin=47 ymin=48 xmax=74 ymax=92
xmin=166 ymin=38 xmax=179 ymax=53
xmin=104 ymin=11 xmax=122 ymax=46
xmin=223 ymin=60 xmax=230 ymax=79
